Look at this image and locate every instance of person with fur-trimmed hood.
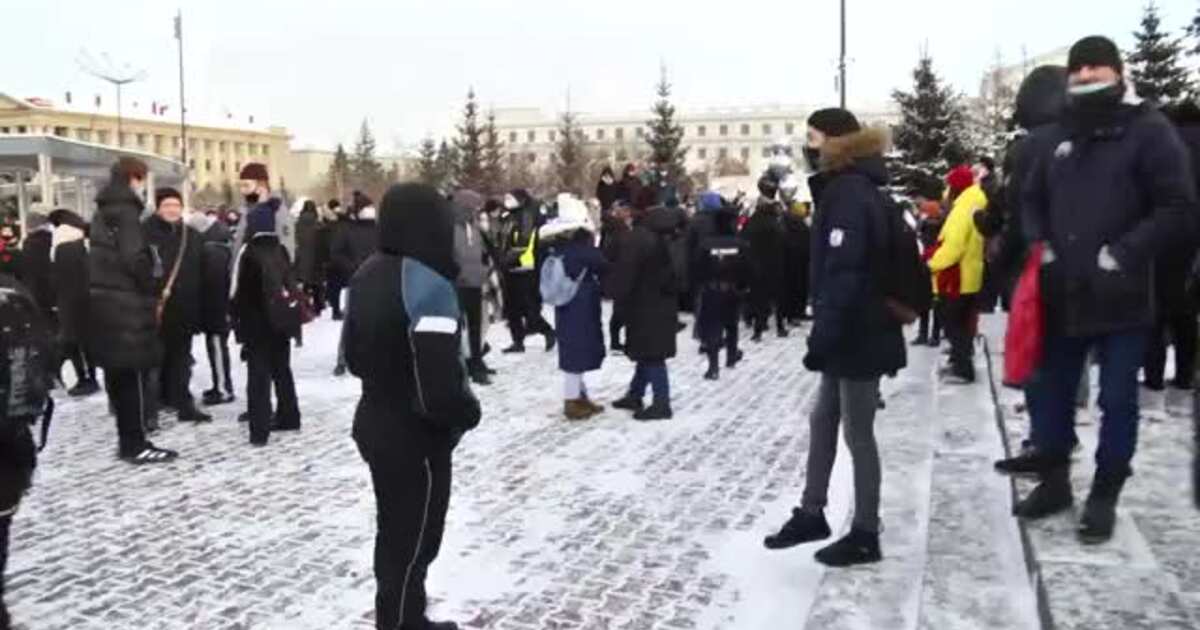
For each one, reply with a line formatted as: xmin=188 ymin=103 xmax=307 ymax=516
xmin=48 ymin=209 xmax=99 ymax=397
xmin=765 ymin=109 xmax=903 ymax=567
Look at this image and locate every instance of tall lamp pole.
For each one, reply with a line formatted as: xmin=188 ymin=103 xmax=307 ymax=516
xmin=839 ymin=0 xmax=847 ymax=109
xmin=77 ymin=51 xmax=146 ymax=148
xmin=175 ymin=10 xmax=190 ymax=202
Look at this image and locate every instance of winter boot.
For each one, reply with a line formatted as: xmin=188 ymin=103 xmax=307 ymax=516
xmin=726 ymin=349 xmax=744 ymax=369
xmin=468 ymin=360 xmax=492 ymax=386
xmin=814 ymin=527 xmax=882 ymax=567
xmin=68 ymin=379 xmax=101 ymax=397
xmin=763 ymin=508 xmax=832 ymax=550
xmin=564 ymin=399 xmax=594 ymax=421
xmin=1013 ymin=464 xmax=1073 ymax=519
xmin=502 ymin=343 xmax=526 ymax=354
xmin=544 ymin=332 xmax=557 ymax=352
xmin=633 ymin=401 xmax=673 ymax=421
xmin=776 ymin=326 xmax=789 ymax=338
xmin=1078 ymin=467 xmax=1130 ymax=545
xmin=580 ymin=397 xmax=604 ymax=415
xmin=995 ymin=450 xmax=1058 ymax=478
xmin=704 ymin=353 xmax=720 ymax=381
xmin=177 ymin=405 xmax=213 ymax=423
xmin=333 ymin=364 xmax=347 ymax=377
xmin=611 ymin=395 xmax=644 ymax=413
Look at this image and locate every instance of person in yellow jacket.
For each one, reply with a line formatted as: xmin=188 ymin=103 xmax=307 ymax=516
xmin=927 ymin=165 xmax=988 ymax=383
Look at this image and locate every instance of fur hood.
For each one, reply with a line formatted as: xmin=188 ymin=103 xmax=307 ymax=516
xmin=819 ymin=127 xmax=890 ymax=172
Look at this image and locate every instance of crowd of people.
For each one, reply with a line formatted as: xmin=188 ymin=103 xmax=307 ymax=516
xmin=0 ymin=33 xmax=1199 ymax=630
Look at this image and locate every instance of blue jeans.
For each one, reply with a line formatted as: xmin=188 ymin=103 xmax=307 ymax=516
xmin=628 ymin=360 xmax=670 ymax=405
xmin=1027 ymin=329 xmax=1147 ymax=472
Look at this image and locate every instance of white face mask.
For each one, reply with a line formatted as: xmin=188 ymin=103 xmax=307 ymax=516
xmin=504 ymin=195 xmax=519 ymax=210
xmin=1067 ymin=80 xmax=1119 ymax=96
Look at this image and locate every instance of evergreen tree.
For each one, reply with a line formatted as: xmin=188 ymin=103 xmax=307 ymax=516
xmin=891 ymin=52 xmax=972 ymax=195
xmin=454 ymin=88 xmax=486 ymax=191
xmin=645 ymin=66 xmax=689 ymax=187
xmin=554 ymin=109 xmax=590 ymax=196
xmin=1128 ymin=1 xmax=1194 ymax=102
xmin=416 ymin=138 xmax=439 ymax=186
xmin=434 ymin=139 xmax=460 ymax=191
xmin=506 ymin=153 xmax=538 ymax=193
xmin=967 ymin=52 xmax=1017 ymax=162
xmin=1187 ymin=2 xmax=1200 ymax=56
xmin=482 ymin=110 xmax=507 ymax=197
xmin=322 ymin=143 xmax=351 ymax=203
xmin=351 ymin=120 xmax=387 ymax=199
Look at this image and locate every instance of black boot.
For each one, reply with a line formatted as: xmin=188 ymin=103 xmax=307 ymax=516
xmin=704 ymin=353 xmax=720 ymax=380
xmin=814 ymin=527 xmax=882 ymax=567
xmin=544 ymin=332 xmax=557 ymax=352
xmin=995 ymin=449 xmax=1058 ymax=478
xmin=611 ymin=395 xmax=644 ymax=413
xmin=726 ymin=349 xmax=744 ymax=369
xmin=763 ymin=508 xmax=832 ymax=550
xmin=177 ymin=405 xmax=213 ymax=423
xmin=502 ymin=342 xmax=526 ymax=354
xmin=634 ymin=401 xmax=673 ymax=421
xmin=1014 ymin=464 xmax=1073 ymax=519
xmin=468 ymin=360 xmax=492 ymax=386
xmin=1078 ymin=467 xmax=1130 ymax=545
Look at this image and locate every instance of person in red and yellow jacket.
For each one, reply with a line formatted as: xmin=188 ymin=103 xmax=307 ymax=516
xmin=927 ymin=165 xmax=988 ymax=383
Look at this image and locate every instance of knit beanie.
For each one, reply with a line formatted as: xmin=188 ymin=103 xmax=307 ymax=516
xmin=1068 ymin=36 xmax=1123 ymax=76
xmin=155 ymin=187 xmax=183 ymax=208
xmin=946 ymin=165 xmax=975 ymax=196
xmin=807 ymin=108 xmax=862 ymax=138
xmin=239 ymin=162 xmax=269 ymax=182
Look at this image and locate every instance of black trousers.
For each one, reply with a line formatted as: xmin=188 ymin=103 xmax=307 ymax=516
xmin=457 ymin=287 xmax=484 ymax=362
xmin=699 ymin=288 xmax=741 ymax=358
xmin=328 ymin=277 xmax=346 ymax=318
xmin=62 ymin=342 xmax=97 ymax=385
xmin=503 ymin=271 xmax=552 ymax=344
xmin=943 ymin=294 xmax=977 ymax=378
xmin=0 ymin=513 xmax=9 ymax=630
xmin=609 ymin=311 xmax=625 ymax=348
xmin=751 ymin=288 xmax=786 ymax=334
xmin=1144 ymin=308 xmax=1198 ymax=389
xmin=245 ymin=335 xmax=300 ymax=442
xmin=360 ymin=443 xmax=452 ymax=630
xmin=104 ymin=368 xmax=150 ymax=455
xmin=206 ymin=333 xmax=234 ymax=395
xmin=916 ymin=298 xmax=944 ymax=342
xmin=159 ymin=332 xmax=196 ymax=411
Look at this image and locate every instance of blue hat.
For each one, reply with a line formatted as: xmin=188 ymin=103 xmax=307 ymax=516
xmin=699 ymin=191 xmax=723 ymax=212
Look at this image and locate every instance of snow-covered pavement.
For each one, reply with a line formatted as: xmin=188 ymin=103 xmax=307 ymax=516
xmin=8 ymin=309 xmax=1050 ymax=629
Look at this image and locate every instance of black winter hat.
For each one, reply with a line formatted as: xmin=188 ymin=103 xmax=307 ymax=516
xmin=1068 ymin=36 xmax=1124 ymax=75
xmin=807 ymin=108 xmax=861 ymax=138
xmin=757 ymin=175 xmax=779 ymax=199
xmin=155 ymin=187 xmax=183 ymax=208
xmin=379 ymin=183 xmax=459 ymax=281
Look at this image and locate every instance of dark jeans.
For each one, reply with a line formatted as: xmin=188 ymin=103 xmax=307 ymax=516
xmin=1027 ymin=329 xmax=1148 ymax=472
xmin=943 ymin=294 xmax=977 ymax=378
xmin=1144 ymin=308 xmax=1198 ymax=389
xmin=359 ymin=443 xmax=452 ymax=630
xmin=458 ymin=287 xmax=484 ymax=362
xmin=628 ymin=360 xmax=670 ymax=405
xmin=245 ymin=335 xmax=300 ymax=442
xmin=104 ymin=368 xmax=150 ymax=456
xmin=205 ymin=333 xmax=234 ymax=395
xmin=503 ymin=271 xmax=552 ymax=344
xmin=159 ymin=332 xmax=197 ymax=411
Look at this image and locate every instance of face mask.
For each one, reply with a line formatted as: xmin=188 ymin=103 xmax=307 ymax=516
xmin=1066 ymin=80 xmax=1124 ymax=112
xmin=504 ymin=195 xmax=519 ymax=210
xmin=602 ymin=175 xmax=614 ymax=184
xmin=244 ymin=192 xmax=260 ymax=205
xmin=803 ymin=147 xmax=821 ymax=171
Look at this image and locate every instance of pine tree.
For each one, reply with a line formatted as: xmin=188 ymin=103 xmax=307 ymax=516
xmin=891 ymin=52 xmax=972 ymax=195
xmin=455 ymin=88 xmax=486 ymax=191
xmin=351 ymin=120 xmax=387 ymax=199
xmin=1187 ymin=2 xmax=1200 ymax=56
xmin=434 ymin=139 xmax=460 ymax=191
xmin=482 ymin=110 xmax=507 ymax=197
xmin=322 ymin=143 xmax=351 ymax=202
xmin=645 ymin=66 xmax=689 ymax=187
xmin=967 ymin=52 xmax=1017 ymax=162
xmin=554 ymin=109 xmax=590 ymax=196
xmin=1128 ymin=1 xmax=1194 ymax=102
xmin=416 ymin=138 xmax=439 ymax=186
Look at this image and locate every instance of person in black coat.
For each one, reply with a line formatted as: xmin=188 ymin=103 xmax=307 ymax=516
xmin=344 ymin=182 xmax=480 ymax=630
xmin=48 ymin=209 xmax=99 ymax=397
xmin=19 ymin=215 xmax=53 ymax=323
xmin=608 ymin=206 xmax=684 ymax=421
xmin=780 ymin=178 xmax=812 ymax=322
xmin=744 ymin=176 xmax=790 ymax=340
xmin=602 ymin=202 xmax=634 ymax=352
xmin=293 ymin=199 xmax=321 ymax=303
xmin=88 ymin=158 xmax=178 ymax=463
xmin=231 ymin=202 xmax=302 ymax=446
xmin=1017 ymin=37 xmax=1199 ymax=544
xmin=692 ymin=192 xmax=747 ymax=380
xmin=325 ymin=199 xmax=351 ymax=320
xmin=192 ymin=212 xmax=236 ymax=406
xmin=144 ymin=188 xmax=211 ymax=423
xmin=331 ymin=201 xmax=378 ymax=374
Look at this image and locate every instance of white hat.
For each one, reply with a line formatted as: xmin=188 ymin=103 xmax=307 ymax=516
xmin=539 ymin=194 xmax=594 ymax=240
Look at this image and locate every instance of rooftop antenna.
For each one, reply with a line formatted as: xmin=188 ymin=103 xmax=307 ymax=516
xmin=76 ymin=49 xmax=147 ymax=148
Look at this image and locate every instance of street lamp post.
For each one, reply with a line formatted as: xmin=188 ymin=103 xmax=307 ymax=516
xmin=839 ymin=0 xmax=847 ymax=109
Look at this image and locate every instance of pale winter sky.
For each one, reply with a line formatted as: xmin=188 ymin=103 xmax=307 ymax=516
xmin=4 ymin=0 xmax=1193 ymax=151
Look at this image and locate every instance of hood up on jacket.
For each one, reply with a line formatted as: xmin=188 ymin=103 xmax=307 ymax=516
xmin=95 ymin=181 xmax=146 ymax=214
xmin=819 ymin=127 xmax=890 ymax=185
xmin=379 ymin=182 xmax=460 ymax=281
xmin=452 ymin=189 xmax=485 ymax=225
xmin=1014 ymin=65 xmax=1068 ymax=130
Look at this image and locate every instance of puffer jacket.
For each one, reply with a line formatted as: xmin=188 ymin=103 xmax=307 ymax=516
xmin=928 ymin=184 xmax=988 ymax=296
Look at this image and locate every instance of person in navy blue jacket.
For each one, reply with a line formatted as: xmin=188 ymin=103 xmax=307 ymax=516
xmin=1016 ymin=36 xmax=1199 ymax=544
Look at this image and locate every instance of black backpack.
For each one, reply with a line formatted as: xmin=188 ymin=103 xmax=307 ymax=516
xmin=874 ymin=192 xmax=933 ymax=324
xmin=0 ymin=279 xmax=55 ymax=450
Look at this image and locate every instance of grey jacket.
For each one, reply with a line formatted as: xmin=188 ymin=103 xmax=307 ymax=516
xmin=454 ymin=205 xmax=488 ymax=288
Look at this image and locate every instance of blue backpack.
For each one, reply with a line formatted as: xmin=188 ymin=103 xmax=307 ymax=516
xmin=540 ymin=254 xmax=584 ymax=307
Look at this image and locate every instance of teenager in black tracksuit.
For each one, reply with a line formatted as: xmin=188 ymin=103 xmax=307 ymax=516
xmin=231 ymin=201 xmax=302 ymax=446
xmin=345 ymin=183 xmax=480 ymax=630
xmin=88 ymin=158 xmax=177 ymax=464
xmin=194 ymin=213 xmax=236 ymax=406
xmin=49 ymin=210 xmax=99 ymax=396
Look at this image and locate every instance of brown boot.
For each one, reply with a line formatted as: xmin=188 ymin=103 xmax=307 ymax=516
xmin=564 ymin=399 xmax=593 ymax=420
xmin=580 ymin=396 xmax=605 ymax=415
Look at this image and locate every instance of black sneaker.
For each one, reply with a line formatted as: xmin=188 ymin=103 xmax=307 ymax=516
xmin=271 ymin=417 xmax=301 ymax=432
xmin=995 ymin=451 xmax=1057 ymax=478
xmin=202 ymin=390 xmax=236 ymax=406
xmin=726 ymin=350 xmax=744 ymax=369
xmin=177 ymin=407 xmax=213 ymax=423
xmin=68 ymin=379 xmax=101 ymax=397
xmin=633 ymin=402 xmax=673 ymax=421
xmin=776 ymin=328 xmax=789 ymax=338
xmin=703 ymin=367 xmax=719 ymax=381
xmin=238 ymin=411 xmax=251 ymax=423
xmin=764 ymin=508 xmax=832 ymax=550
xmin=814 ymin=528 xmax=882 ymax=567
xmin=120 ymin=443 xmax=179 ymax=465
xmin=502 ymin=344 xmax=526 ymax=354
xmin=1014 ymin=467 xmax=1074 ymax=519
xmin=611 ymin=395 xmax=644 ymax=413
xmin=333 ymin=364 xmax=347 ymax=377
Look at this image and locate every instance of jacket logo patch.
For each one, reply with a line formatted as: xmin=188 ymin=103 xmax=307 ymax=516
xmin=1054 ymin=141 xmax=1073 ymax=159
xmin=829 ymin=229 xmax=844 ymax=248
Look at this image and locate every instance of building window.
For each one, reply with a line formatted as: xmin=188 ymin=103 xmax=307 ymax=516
xmin=201 ymin=139 xmax=211 ymax=151
xmin=762 ymin=147 xmax=771 ymax=158
xmin=527 ymin=152 xmax=537 ymax=163
xmin=262 ymin=144 xmax=270 ymax=156
xmin=188 ymin=139 xmax=197 ymax=151
xmin=172 ymin=137 xmax=180 ymax=149
xmin=578 ymin=130 xmax=587 ymax=141
xmin=698 ymin=125 xmax=707 ymax=137
xmin=527 ymin=130 xmax=536 ymax=143
xmin=509 ymin=132 xmax=518 ymax=143
xmin=785 ymin=122 xmax=795 ymax=135
xmin=616 ymin=149 xmax=629 ymax=161
xmin=741 ymin=147 xmax=750 ymax=160
xmin=718 ymin=147 xmax=728 ymax=159
xmin=235 ymin=162 xmax=241 ymax=173
xmin=205 ymin=159 xmax=212 ymax=172
xmin=96 ymin=130 xmax=108 ymax=144
xmin=0 ymin=127 xmax=8 ymax=134
xmin=719 ymin=124 xmax=728 ymax=137
xmin=235 ymin=142 xmax=244 ymax=153
xmin=118 ymin=132 xmax=128 ymax=146
xmin=615 ymin=128 xmax=624 ymax=140
xmin=75 ymin=129 xmax=91 ymax=142
xmin=219 ymin=141 xmax=226 ymax=151
xmin=549 ymin=130 xmax=556 ymax=142
xmin=248 ymin=143 xmax=257 ymax=155
xmin=698 ymin=148 xmax=707 ymax=160
xmin=220 ymin=161 xmax=226 ymax=173
xmin=188 ymin=159 xmax=195 ymax=169
xmin=740 ymin=124 xmax=750 ymax=136
xmin=763 ymin=123 xmax=772 ymax=136
xmin=596 ymin=128 xmax=605 ymax=140
xmin=52 ymin=126 xmax=68 ymax=137
xmin=635 ymin=127 xmax=644 ymax=138
xmin=16 ymin=126 xmax=27 ymax=134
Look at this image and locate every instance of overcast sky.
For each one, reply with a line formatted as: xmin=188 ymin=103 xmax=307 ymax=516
xmin=5 ymin=0 xmax=1193 ymax=151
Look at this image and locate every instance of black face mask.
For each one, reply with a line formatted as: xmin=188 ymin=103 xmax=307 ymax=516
xmin=1066 ymin=82 xmax=1126 ymax=131
xmin=803 ymin=146 xmax=821 ymax=172
xmin=244 ymin=192 xmax=260 ymax=206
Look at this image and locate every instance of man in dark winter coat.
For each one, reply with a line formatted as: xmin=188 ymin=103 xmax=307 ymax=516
xmin=744 ymin=176 xmax=789 ymax=340
xmin=691 ymin=192 xmax=747 ymax=380
xmin=344 ymin=182 xmax=480 ymax=630
xmin=231 ymin=200 xmax=302 ymax=446
xmin=144 ymin=188 xmax=211 ymax=423
xmin=765 ymin=110 xmax=902 ymax=568
xmin=497 ymin=189 xmax=554 ymax=353
xmin=331 ymin=198 xmax=378 ymax=375
xmin=293 ymin=199 xmax=321 ymax=305
xmin=191 ymin=211 xmax=236 ymax=406
xmin=608 ymin=205 xmax=684 ymax=421
xmin=88 ymin=158 xmax=178 ymax=464
xmin=49 ymin=209 xmax=98 ymax=396
xmin=1015 ymin=37 xmax=1199 ymax=544
xmin=19 ymin=211 xmax=54 ymax=323
xmin=325 ymin=199 xmax=349 ymax=319
xmin=779 ymin=177 xmax=812 ymax=322
xmin=602 ymin=202 xmax=634 ymax=352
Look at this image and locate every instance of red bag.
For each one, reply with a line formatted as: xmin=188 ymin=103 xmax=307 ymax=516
xmin=1003 ymin=243 xmax=1044 ymax=387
